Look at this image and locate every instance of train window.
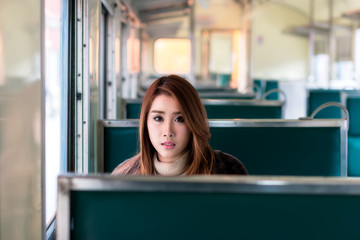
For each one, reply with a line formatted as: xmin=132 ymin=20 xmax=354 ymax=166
xmin=355 ymin=28 xmax=360 ymax=86
xmin=127 ymin=28 xmax=140 ymax=74
xmin=154 ymin=38 xmax=190 ymax=74
xmin=313 ymin=31 xmax=358 ymax=88
xmin=203 ymin=30 xmax=243 ymax=89
xmin=44 ymin=0 xmax=68 ymax=225
xmin=121 ymin=25 xmax=140 ymax=99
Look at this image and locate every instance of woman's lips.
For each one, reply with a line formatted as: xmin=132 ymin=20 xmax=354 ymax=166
xmin=161 ymin=141 xmax=175 ymax=149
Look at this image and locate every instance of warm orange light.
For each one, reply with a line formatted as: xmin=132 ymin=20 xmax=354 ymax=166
xmin=115 ymin=38 xmax=121 ymax=74
xmin=231 ymin=30 xmax=241 ymax=89
xmin=154 ymin=38 xmax=191 ymax=74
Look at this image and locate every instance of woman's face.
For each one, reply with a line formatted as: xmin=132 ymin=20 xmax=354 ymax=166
xmin=147 ymin=94 xmax=191 ymax=163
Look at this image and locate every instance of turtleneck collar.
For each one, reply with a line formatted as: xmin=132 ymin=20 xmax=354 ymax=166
xmin=154 ymin=152 xmax=189 ymax=176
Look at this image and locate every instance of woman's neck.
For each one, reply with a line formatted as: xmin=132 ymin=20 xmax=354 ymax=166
xmin=154 ymin=152 xmax=188 ymax=176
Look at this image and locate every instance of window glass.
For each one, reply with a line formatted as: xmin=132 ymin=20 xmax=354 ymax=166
xmin=154 ymin=38 xmax=190 ymax=74
xmin=45 ymin=0 xmax=67 ymax=224
xmin=127 ymin=28 xmax=140 ymax=74
xmin=355 ymin=28 xmax=360 ymax=88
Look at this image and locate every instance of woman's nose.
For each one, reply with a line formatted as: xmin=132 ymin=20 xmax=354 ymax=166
xmin=163 ymin=121 xmax=174 ymax=137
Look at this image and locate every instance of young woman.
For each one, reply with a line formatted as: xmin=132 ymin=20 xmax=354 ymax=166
xmin=112 ymin=75 xmax=248 ymax=176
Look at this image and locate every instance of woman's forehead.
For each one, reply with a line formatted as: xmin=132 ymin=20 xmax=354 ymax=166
xmin=150 ymin=94 xmax=181 ymax=111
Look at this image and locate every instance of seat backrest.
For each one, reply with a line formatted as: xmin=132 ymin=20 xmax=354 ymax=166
xmin=307 ymin=89 xmax=342 ymax=118
xmin=341 ymin=91 xmax=360 ymax=136
xmin=123 ymin=99 xmax=284 ymax=119
xmin=98 ymin=119 xmax=347 ymax=176
xmin=341 ymin=91 xmax=360 ymax=176
xmin=57 ymin=175 xmax=360 ymax=240
xmin=264 ymin=80 xmax=279 ymax=100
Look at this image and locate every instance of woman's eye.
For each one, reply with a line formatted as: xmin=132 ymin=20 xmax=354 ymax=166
xmin=153 ymin=116 xmax=163 ymax=122
xmin=175 ymin=116 xmax=184 ymax=122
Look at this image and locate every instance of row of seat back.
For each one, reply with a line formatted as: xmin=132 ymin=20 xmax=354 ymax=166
xmin=97 ymin=119 xmax=348 ymax=176
xmin=306 ymin=89 xmax=360 ymax=118
xmin=57 ymin=175 xmax=360 ymax=240
xmin=253 ymin=79 xmax=279 ymax=100
xmin=307 ymin=89 xmax=343 ymax=118
xmin=197 ymin=91 xmax=255 ymax=99
xmin=341 ymin=91 xmax=360 ymax=176
xmin=341 ymin=90 xmax=360 ymax=136
xmin=121 ymin=98 xmax=284 ymax=119
xmin=210 ymin=73 xmax=232 ymax=87
xmin=138 ymin=84 xmax=256 ymax=99
xmin=306 ymin=89 xmax=360 ymax=176
xmin=194 ymin=85 xmax=237 ymax=92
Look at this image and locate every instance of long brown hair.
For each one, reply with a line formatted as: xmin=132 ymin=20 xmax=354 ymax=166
xmin=138 ymin=75 xmax=214 ymax=175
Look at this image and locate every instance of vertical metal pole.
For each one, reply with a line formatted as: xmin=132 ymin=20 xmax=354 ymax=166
xmin=308 ymin=0 xmax=315 ymax=83
xmin=237 ymin=0 xmax=252 ymax=93
xmin=40 ymin=0 xmax=46 ymax=237
xmin=107 ymin=10 xmax=117 ymax=119
xmin=189 ymin=1 xmax=196 ymax=84
xmin=82 ymin=0 xmax=90 ymax=173
xmin=328 ymin=0 xmax=335 ymax=86
xmin=246 ymin=0 xmax=253 ymax=93
xmin=75 ymin=0 xmax=89 ymax=173
xmin=76 ymin=0 xmax=84 ymax=173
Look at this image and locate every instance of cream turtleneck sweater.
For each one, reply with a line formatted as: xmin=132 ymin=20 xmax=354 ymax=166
xmin=154 ymin=152 xmax=188 ymax=176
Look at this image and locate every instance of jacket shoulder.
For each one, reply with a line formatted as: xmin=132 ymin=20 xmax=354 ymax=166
xmin=213 ymin=150 xmax=248 ymax=175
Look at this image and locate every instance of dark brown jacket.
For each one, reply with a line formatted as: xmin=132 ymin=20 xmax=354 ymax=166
xmin=112 ymin=150 xmax=248 ymax=175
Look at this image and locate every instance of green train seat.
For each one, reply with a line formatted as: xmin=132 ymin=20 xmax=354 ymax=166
xmin=57 ymin=175 xmax=360 ymax=240
xmin=122 ymin=98 xmax=284 ymax=119
xmin=306 ymin=89 xmax=357 ymax=118
xmin=97 ymin=118 xmax=348 ymax=176
xmin=341 ymin=91 xmax=360 ymax=176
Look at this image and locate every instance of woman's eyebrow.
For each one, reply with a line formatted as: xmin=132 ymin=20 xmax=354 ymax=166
xmin=149 ymin=110 xmax=182 ymax=115
xmin=150 ymin=110 xmax=164 ymax=114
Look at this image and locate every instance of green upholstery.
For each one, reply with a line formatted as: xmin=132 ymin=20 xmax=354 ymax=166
xmin=126 ymin=103 xmax=142 ymax=119
xmin=125 ymin=100 xmax=282 ymax=119
xmin=209 ymin=127 xmax=340 ymax=176
xmin=253 ymin=79 xmax=264 ymax=97
xmin=307 ymin=89 xmax=342 ymax=118
xmin=219 ymin=74 xmax=231 ymax=87
xmin=210 ymin=73 xmax=231 ymax=87
xmin=195 ymin=86 xmax=236 ymax=93
xmin=69 ymin=179 xmax=360 ymax=240
xmin=198 ymin=93 xmax=255 ymax=99
xmin=343 ymin=93 xmax=360 ymax=176
xmin=253 ymin=79 xmax=263 ymax=89
xmin=103 ymin=127 xmax=139 ymax=172
xmin=101 ymin=121 xmax=343 ymax=176
xmin=264 ymin=80 xmax=279 ymax=100
xmin=348 ymin=136 xmax=360 ymax=176
xmin=205 ymin=105 xmax=282 ymax=119
xmin=346 ymin=96 xmax=360 ymax=136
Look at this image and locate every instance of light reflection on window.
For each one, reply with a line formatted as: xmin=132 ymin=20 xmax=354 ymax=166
xmin=355 ymin=28 xmax=360 ymax=88
xmin=0 ymin=34 xmax=4 ymax=86
xmin=45 ymin=0 xmax=66 ymax=225
xmin=115 ymin=38 xmax=121 ymax=74
xmin=154 ymin=38 xmax=190 ymax=74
